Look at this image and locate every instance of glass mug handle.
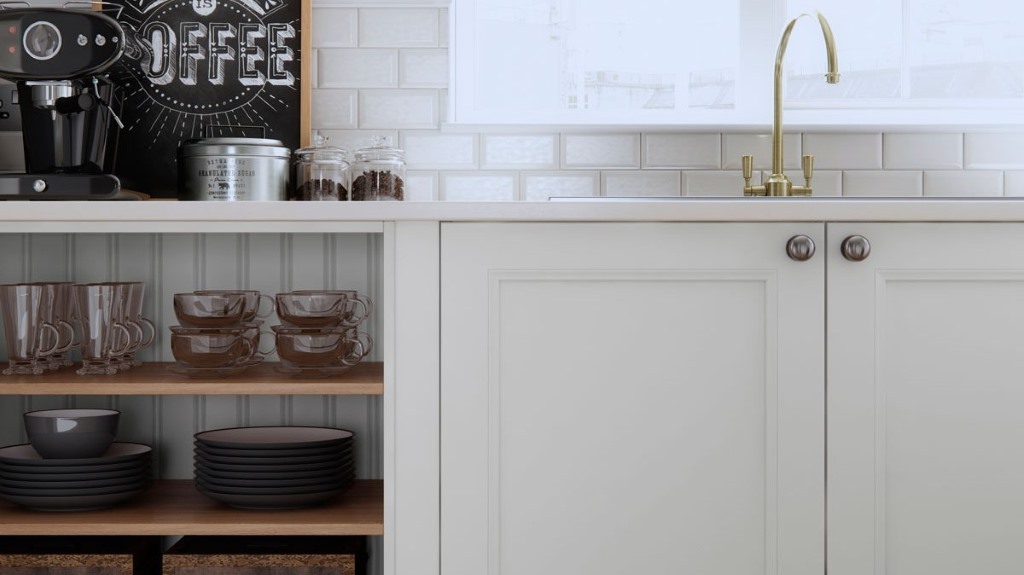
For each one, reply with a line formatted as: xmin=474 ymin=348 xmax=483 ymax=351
xmin=135 ymin=316 xmax=157 ymax=349
xmin=339 ymin=337 xmax=365 ymax=366
xmin=54 ymin=319 xmax=76 ymax=353
xmin=340 ymin=298 xmax=369 ymax=328
xmin=35 ymin=322 xmax=63 ymax=357
xmin=357 ymin=295 xmax=374 ymax=318
xmin=257 ymin=330 xmax=277 ymax=357
xmin=108 ymin=323 xmax=134 ymax=357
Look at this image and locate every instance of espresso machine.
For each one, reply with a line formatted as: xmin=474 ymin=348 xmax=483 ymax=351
xmin=0 ymin=7 xmax=125 ymax=199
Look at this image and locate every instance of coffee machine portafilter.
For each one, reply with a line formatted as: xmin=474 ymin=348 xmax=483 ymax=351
xmin=0 ymin=7 xmax=125 ymax=199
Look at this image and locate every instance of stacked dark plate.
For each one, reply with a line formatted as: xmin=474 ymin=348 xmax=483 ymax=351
xmin=0 ymin=443 xmax=153 ymax=511
xmin=194 ymin=426 xmax=355 ymax=509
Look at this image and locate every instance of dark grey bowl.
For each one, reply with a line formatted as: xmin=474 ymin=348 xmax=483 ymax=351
xmin=23 ymin=409 xmax=120 ymax=459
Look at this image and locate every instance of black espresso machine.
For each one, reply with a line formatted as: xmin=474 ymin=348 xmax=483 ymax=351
xmin=0 ymin=7 xmax=125 ymax=199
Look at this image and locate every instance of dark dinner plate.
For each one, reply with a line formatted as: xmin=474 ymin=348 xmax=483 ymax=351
xmin=0 ymin=462 xmax=151 ymax=482
xmin=194 ymin=476 xmax=350 ymax=496
xmin=195 ymin=484 xmax=346 ymax=510
xmin=0 ymin=443 xmax=152 ymax=467
xmin=0 ymin=487 xmax=149 ymax=511
xmin=190 ymin=456 xmax=344 ymax=474
xmin=195 ymin=441 xmax=350 ymax=459
xmin=194 ymin=449 xmax=348 ymax=467
xmin=0 ymin=471 xmax=150 ymax=490
xmin=0 ymin=477 xmax=150 ymax=497
xmin=194 ymin=456 xmax=353 ymax=481
xmin=196 ymin=470 xmax=354 ymax=490
xmin=194 ymin=427 xmax=353 ymax=450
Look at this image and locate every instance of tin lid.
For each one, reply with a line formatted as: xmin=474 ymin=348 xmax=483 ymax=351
xmin=353 ymin=135 xmax=405 ymax=163
xmin=180 ymin=137 xmax=291 ymax=159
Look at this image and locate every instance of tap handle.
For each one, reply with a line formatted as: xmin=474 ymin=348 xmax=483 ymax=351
xmin=742 ymin=155 xmax=754 ymax=184
xmin=802 ymin=155 xmax=814 ymax=185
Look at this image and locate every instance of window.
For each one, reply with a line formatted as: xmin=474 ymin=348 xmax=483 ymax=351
xmin=450 ymin=0 xmax=1024 ymax=125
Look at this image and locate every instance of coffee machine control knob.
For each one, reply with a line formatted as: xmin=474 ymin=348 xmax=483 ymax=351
xmin=32 ymin=179 xmax=47 ymax=193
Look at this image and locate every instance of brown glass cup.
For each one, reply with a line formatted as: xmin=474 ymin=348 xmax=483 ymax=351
xmin=169 ymin=327 xmax=254 ymax=368
xmin=193 ymin=290 xmax=274 ymax=322
xmin=276 ymin=291 xmax=370 ymax=329
xmin=174 ymin=292 xmax=249 ymax=328
xmin=272 ymin=326 xmax=367 ymax=368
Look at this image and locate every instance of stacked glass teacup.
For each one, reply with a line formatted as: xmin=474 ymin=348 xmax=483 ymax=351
xmin=169 ymin=290 xmax=275 ymax=377
xmin=273 ymin=290 xmax=373 ymax=376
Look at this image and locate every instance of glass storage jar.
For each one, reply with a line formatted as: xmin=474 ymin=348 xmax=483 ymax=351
xmin=351 ymin=136 xmax=406 ymax=201
xmin=293 ymin=132 xmax=349 ymax=201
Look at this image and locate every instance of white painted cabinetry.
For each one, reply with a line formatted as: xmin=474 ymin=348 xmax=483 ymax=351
xmin=441 ymin=223 xmax=826 ymax=575
xmin=828 ymin=223 xmax=1024 ymax=575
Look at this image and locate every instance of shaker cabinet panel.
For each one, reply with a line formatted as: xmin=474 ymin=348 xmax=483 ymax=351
xmin=441 ymin=223 xmax=825 ymax=575
xmin=828 ymin=223 xmax=1024 ymax=575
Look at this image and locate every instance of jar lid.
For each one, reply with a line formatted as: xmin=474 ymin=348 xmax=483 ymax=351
xmin=354 ymin=135 xmax=405 ymax=163
xmin=294 ymin=132 xmax=348 ymax=163
xmin=180 ymin=137 xmax=290 ymax=159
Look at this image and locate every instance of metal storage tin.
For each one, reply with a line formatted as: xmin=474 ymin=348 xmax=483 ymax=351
xmin=178 ymin=137 xmax=290 ymax=201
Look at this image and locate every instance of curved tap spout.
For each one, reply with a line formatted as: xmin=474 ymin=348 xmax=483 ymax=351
xmin=771 ymin=12 xmax=840 ymax=177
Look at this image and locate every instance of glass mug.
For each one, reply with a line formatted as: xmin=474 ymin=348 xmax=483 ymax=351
xmin=73 ymin=284 xmax=133 ymax=376
xmin=0 ymin=284 xmax=74 ymax=375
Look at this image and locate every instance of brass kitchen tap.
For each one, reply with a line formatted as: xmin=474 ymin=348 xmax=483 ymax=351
xmin=743 ymin=12 xmax=840 ymax=197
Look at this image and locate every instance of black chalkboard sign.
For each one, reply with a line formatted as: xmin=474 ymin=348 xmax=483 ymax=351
xmin=109 ymin=0 xmax=308 ymax=197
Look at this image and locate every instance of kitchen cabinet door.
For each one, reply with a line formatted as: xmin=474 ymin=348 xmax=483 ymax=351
xmin=441 ymin=223 xmax=825 ymax=575
xmin=828 ymin=223 xmax=1024 ymax=575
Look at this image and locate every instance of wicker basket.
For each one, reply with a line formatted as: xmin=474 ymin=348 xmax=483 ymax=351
xmin=0 ymin=536 xmax=161 ymax=575
xmin=162 ymin=537 xmax=366 ymax=575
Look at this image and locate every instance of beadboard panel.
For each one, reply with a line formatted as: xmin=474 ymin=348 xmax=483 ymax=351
xmin=0 ymin=233 xmax=383 ymax=480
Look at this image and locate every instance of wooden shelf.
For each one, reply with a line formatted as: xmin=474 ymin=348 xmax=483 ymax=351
xmin=0 ymin=362 xmax=383 ymax=396
xmin=0 ymin=479 xmax=383 ymax=536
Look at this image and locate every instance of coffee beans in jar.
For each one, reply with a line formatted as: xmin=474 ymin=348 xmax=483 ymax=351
xmin=351 ymin=137 xmax=406 ymax=201
xmin=351 ymin=170 xmax=404 ymax=201
xmin=293 ymin=132 xmax=350 ymax=201
xmin=297 ymin=178 xmax=350 ymax=201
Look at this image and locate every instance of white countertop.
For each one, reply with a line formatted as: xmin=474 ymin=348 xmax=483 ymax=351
xmin=6 ymin=198 xmax=1024 ymax=232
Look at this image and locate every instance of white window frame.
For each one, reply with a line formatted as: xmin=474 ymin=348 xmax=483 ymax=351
xmin=448 ymin=0 xmax=1024 ymax=129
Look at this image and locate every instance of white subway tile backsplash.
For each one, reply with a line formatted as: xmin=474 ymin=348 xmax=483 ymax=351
xmin=358 ymin=89 xmax=439 ymax=129
xmin=359 ymin=8 xmax=439 ymax=48
xmin=522 ymin=172 xmax=599 ymax=201
xmin=923 ymin=170 xmax=1004 ymax=197
xmin=318 ymin=49 xmax=398 ymax=88
xmin=399 ymin=49 xmax=448 ymax=88
xmin=311 ymin=89 xmax=358 ymax=129
xmin=643 ymin=133 xmax=720 ymax=169
xmin=441 ymin=172 xmax=518 ymax=201
xmin=602 ymin=171 xmax=681 ymax=197
xmin=1005 ymin=172 xmax=1024 ymax=196
xmin=884 ymin=133 xmax=963 ymax=169
xmin=319 ymin=130 xmax=398 ymax=156
xmin=481 ymin=134 xmax=558 ymax=169
xmin=401 ymin=132 xmax=477 ymax=169
xmin=312 ymin=8 xmax=358 ymax=48
xmin=405 ymin=170 xmax=439 ymax=201
xmin=722 ymin=133 xmax=801 ymax=170
xmin=965 ymin=133 xmax=1024 ymax=169
xmin=842 ymin=171 xmax=922 ymax=197
xmin=562 ymin=134 xmax=641 ymax=169
xmin=684 ymin=171 xmax=748 ymax=197
xmin=809 ymin=170 xmax=842 ymax=197
xmin=804 ymin=133 xmax=882 ymax=170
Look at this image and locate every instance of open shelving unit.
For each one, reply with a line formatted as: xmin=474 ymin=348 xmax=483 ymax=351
xmin=0 ymin=361 xmax=384 ymax=396
xmin=0 ymin=479 xmax=384 ymax=536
